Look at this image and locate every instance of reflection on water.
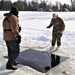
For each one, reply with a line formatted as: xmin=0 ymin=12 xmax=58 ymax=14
xmin=51 ymin=54 xmax=60 ymax=68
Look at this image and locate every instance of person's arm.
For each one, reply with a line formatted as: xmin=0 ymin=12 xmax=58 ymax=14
xmin=60 ymin=18 xmax=65 ymax=32
xmin=47 ymin=18 xmax=54 ymax=28
xmin=10 ymin=15 xmax=19 ymax=38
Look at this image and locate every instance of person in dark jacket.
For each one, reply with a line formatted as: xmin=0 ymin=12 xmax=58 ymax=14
xmin=47 ymin=13 xmax=65 ymax=50
xmin=3 ymin=7 xmax=21 ymax=70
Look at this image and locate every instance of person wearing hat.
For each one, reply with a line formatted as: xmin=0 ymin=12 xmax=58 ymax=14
xmin=47 ymin=13 xmax=65 ymax=50
xmin=3 ymin=7 xmax=21 ymax=70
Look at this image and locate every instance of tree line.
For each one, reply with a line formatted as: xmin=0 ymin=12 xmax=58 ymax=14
xmin=0 ymin=0 xmax=74 ymax=11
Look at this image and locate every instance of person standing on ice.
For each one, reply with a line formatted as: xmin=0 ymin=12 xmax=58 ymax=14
xmin=3 ymin=7 xmax=21 ymax=70
xmin=47 ymin=13 xmax=65 ymax=50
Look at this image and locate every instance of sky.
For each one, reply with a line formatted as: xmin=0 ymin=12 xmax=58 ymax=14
xmin=12 ymin=0 xmax=71 ymax=5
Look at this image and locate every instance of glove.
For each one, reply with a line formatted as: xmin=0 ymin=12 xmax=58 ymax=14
xmin=61 ymin=30 xmax=64 ymax=33
xmin=19 ymin=26 xmax=21 ymax=32
xmin=16 ymin=35 xmax=21 ymax=44
xmin=46 ymin=26 xmax=49 ymax=28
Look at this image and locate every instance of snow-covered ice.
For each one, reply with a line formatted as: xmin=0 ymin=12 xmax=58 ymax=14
xmin=0 ymin=11 xmax=75 ymax=75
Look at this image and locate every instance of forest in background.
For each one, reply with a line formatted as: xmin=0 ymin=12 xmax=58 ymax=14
xmin=0 ymin=0 xmax=75 ymax=11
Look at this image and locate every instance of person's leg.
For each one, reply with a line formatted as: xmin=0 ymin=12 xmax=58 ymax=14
xmin=52 ymin=33 xmax=57 ymax=46
xmin=57 ymin=36 xmax=61 ymax=47
xmin=5 ymin=41 xmax=12 ymax=59
xmin=57 ymin=32 xmax=62 ymax=47
xmin=6 ymin=40 xmax=20 ymax=70
xmin=6 ymin=41 xmax=19 ymax=66
xmin=50 ymin=32 xmax=57 ymax=50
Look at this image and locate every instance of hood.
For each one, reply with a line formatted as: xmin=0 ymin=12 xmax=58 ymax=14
xmin=4 ymin=13 xmax=12 ymax=18
xmin=10 ymin=7 xmax=19 ymax=17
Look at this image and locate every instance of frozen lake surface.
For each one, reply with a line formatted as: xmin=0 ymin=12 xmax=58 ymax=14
xmin=0 ymin=11 xmax=75 ymax=75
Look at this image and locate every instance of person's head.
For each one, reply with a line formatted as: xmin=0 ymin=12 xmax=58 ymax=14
xmin=10 ymin=7 xmax=19 ymax=17
xmin=52 ymin=13 xmax=58 ymax=19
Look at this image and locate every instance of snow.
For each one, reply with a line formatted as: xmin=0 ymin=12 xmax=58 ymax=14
xmin=0 ymin=11 xmax=75 ymax=47
xmin=0 ymin=11 xmax=75 ymax=75
xmin=19 ymin=12 xmax=75 ymax=48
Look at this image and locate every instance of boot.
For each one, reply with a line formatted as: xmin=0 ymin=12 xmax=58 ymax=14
xmin=56 ymin=46 xmax=60 ymax=50
xmin=6 ymin=61 xmax=17 ymax=70
xmin=6 ymin=65 xmax=17 ymax=70
xmin=13 ymin=61 xmax=18 ymax=66
xmin=50 ymin=46 xmax=55 ymax=50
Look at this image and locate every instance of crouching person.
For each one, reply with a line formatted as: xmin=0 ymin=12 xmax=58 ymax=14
xmin=3 ymin=7 xmax=21 ymax=70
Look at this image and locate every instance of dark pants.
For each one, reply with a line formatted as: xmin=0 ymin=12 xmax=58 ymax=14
xmin=52 ymin=31 xmax=62 ymax=46
xmin=5 ymin=40 xmax=20 ymax=67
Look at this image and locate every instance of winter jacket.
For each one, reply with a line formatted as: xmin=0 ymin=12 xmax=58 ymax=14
xmin=3 ymin=13 xmax=19 ymax=41
xmin=47 ymin=17 xmax=65 ymax=32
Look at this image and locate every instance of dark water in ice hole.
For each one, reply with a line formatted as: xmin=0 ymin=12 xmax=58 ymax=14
xmin=4 ymin=49 xmax=69 ymax=73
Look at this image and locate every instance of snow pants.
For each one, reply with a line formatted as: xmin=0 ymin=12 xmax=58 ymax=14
xmin=52 ymin=31 xmax=62 ymax=46
xmin=5 ymin=40 xmax=20 ymax=66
